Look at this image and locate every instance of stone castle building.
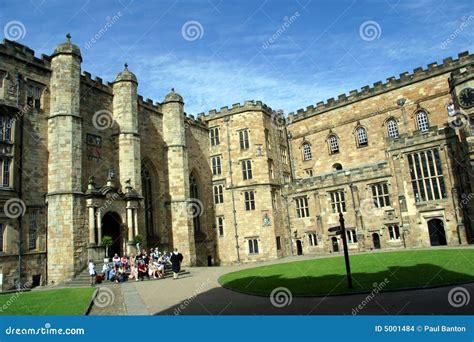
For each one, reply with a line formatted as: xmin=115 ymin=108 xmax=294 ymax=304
xmin=0 ymin=36 xmax=472 ymax=290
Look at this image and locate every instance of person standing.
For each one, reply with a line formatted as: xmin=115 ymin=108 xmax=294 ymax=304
xmin=170 ymin=248 xmax=183 ymax=280
xmin=88 ymin=260 xmax=96 ymax=286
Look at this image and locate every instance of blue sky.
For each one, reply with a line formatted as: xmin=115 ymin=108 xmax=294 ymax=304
xmin=1 ymin=0 xmax=473 ymax=114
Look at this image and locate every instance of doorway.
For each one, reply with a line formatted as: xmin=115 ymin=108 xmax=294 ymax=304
xmin=372 ymin=233 xmax=381 ymax=249
xmin=101 ymin=212 xmax=123 ymax=257
xmin=296 ymin=240 xmax=303 ymax=255
xmin=428 ymin=218 xmax=447 ymax=246
xmin=331 ymin=237 xmax=339 ymax=252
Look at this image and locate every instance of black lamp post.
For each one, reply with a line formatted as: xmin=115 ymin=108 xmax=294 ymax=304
xmin=339 ymin=211 xmax=353 ymax=289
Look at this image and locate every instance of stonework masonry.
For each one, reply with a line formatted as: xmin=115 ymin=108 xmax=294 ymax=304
xmin=0 ymin=36 xmax=472 ymax=289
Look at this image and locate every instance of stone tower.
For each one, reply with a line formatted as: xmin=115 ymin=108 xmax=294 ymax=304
xmin=112 ymin=64 xmax=141 ymax=190
xmin=47 ymin=35 xmax=84 ymax=284
xmin=162 ymin=89 xmax=196 ymax=265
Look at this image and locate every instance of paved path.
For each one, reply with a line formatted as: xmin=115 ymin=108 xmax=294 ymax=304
xmin=87 ymin=249 xmax=474 ymax=315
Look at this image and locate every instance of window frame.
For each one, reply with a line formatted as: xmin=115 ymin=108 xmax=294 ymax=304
xmin=415 ymin=110 xmax=429 ymax=132
xmin=239 ymin=129 xmax=250 ymax=150
xmin=328 ymin=135 xmax=339 ymax=154
xmin=244 ymin=190 xmax=256 ymax=211
xmin=241 ymin=159 xmax=253 ymax=180
xmin=330 ymin=190 xmax=346 ymax=213
xmin=210 ymin=126 xmax=220 ymax=146
xmin=355 ymin=126 xmax=368 ymax=147
xmin=302 ymin=142 xmax=312 ymax=161
xmin=213 ymin=184 xmax=224 ymax=204
xmin=216 ymin=216 xmax=224 ymax=237
xmin=388 ymin=225 xmax=400 ymax=240
xmin=386 ymin=118 xmax=399 ymax=139
xmin=371 ymin=182 xmax=391 ymax=208
xmin=211 ymin=155 xmax=222 ymax=176
xmin=295 ymin=196 xmax=310 ymax=218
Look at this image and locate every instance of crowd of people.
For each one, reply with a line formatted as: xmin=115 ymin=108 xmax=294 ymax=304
xmin=88 ymin=248 xmax=183 ymax=286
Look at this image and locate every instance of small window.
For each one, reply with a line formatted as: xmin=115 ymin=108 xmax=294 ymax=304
xmin=295 ymin=197 xmax=310 ymax=218
xmin=388 ymin=225 xmax=400 ymax=240
xmin=2 ymin=159 xmax=11 ymax=187
xmin=29 ymin=209 xmax=39 ymax=250
xmin=416 ymin=111 xmax=429 ymax=132
xmin=283 ymin=173 xmax=290 ymax=184
xmin=276 ymin=236 xmax=281 ymax=250
xmin=268 ymin=159 xmax=274 ymax=179
xmin=211 ymin=156 xmax=222 ymax=176
xmin=217 ymin=216 xmax=224 ymax=236
xmin=239 ymin=129 xmax=250 ymax=150
xmin=333 ymin=163 xmax=342 ymax=171
xmin=387 ymin=119 xmax=399 ymax=138
xmin=213 ymin=185 xmax=224 ymax=204
xmin=308 ymin=233 xmax=318 ymax=246
xmin=210 ymin=127 xmax=220 ymax=146
xmin=330 ymin=191 xmax=346 ymax=213
xmin=27 ymin=84 xmax=42 ymax=110
xmin=356 ymin=127 xmax=368 ymax=147
xmin=248 ymin=238 xmax=259 ymax=254
xmin=280 ymin=146 xmax=288 ymax=165
xmin=241 ymin=160 xmax=252 ymax=180
xmin=265 ymin=129 xmax=271 ymax=150
xmin=271 ymin=189 xmax=277 ymax=210
xmin=305 ymin=168 xmax=313 ymax=177
xmin=328 ymin=135 xmax=339 ymax=154
xmin=244 ymin=190 xmax=255 ymax=211
xmin=302 ymin=143 xmax=312 ymax=161
xmin=346 ymin=229 xmax=358 ymax=243
xmin=371 ymin=183 xmax=390 ymax=208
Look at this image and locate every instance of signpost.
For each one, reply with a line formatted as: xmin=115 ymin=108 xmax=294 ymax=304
xmin=339 ymin=211 xmax=353 ymax=289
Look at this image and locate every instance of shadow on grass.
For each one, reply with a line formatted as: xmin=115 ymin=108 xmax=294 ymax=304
xmin=154 ymin=263 xmax=474 ymax=315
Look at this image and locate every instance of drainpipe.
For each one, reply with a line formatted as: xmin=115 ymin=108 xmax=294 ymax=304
xmin=224 ymin=116 xmax=240 ymax=263
xmin=16 ymin=73 xmax=24 ymax=287
xmin=284 ymin=195 xmax=294 ymax=256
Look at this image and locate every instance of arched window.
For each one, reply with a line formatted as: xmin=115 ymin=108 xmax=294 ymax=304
xmin=141 ymin=164 xmax=154 ymax=238
xmin=416 ymin=110 xmax=429 ymax=132
xmin=308 ymin=233 xmax=318 ymax=246
xmin=189 ymin=173 xmax=202 ymax=233
xmin=356 ymin=127 xmax=368 ymax=147
xmin=328 ymin=135 xmax=339 ymax=154
xmin=386 ymin=118 xmax=399 ymax=138
xmin=333 ymin=163 xmax=343 ymax=171
xmin=302 ymin=143 xmax=312 ymax=161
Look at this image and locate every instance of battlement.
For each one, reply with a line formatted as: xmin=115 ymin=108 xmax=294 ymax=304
xmin=0 ymin=39 xmax=51 ymax=69
xmin=197 ymin=100 xmax=274 ymax=121
xmin=288 ymin=51 xmax=473 ymax=124
xmin=81 ymin=71 xmax=113 ymax=94
xmin=137 ymin=95 xmax=161 ymax=112
xmin=185 ymin=113 xmax=208 ymax=129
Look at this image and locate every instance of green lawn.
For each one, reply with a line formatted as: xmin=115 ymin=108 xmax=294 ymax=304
xmin=219 ymin=249 xmax=474 ymax=296
xmin=0 ymin=288 xmax=95 ymax=315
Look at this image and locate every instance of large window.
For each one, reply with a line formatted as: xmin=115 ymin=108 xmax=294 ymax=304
xmin=213 ymin=184 xmax=224 ymax=204
xmin=416 ymin=111 xmax=429 ymax=132
xmin=302 ymin=143 xmax=312 ymax=161
xmin=371 ymin=183 xmax=391 ymax=208
xmin=141 ymin=164 xmax=154 ymax=237
xmin=0 ymin=116 xmax=13 ymax=142
xmin=407 ymin=149 xmax=447 ymax=202
xmin=239 ymin=129 xmax=249 ymax=150
xmin=27 ymin=84 xmax=42 ymax=110
xmin=387 ymin=119 xmax=399 ymax=138
xmin=388 ymin=225 xmax=400 ymax=240
xmin=329 ymin=135 xmax=339 ymax=154
xmin=308 ymin=233 xmax=318 ymax=246
xmin=248 ymin=238 xmax=259 ymax=254
xmin=211 ymin=155 xmax=222 ymax=176
xmin=280 ymin=146 xmax=288 ymax=165
xmin=29 ymin=209 xmax=38 ymax=250
xmin=1 ymin=159 xmax=11 ymax=187
xmin=356 ymin=127 xmax=368 ymax=147
xmin=241 ymin=159 xmax=252 ymax=180
xmin=217 ymin=216 xmax=224 ymax=236
xmin=330 ymin=191 xmax=346 ymax=213
xmin=295 ymin=197 xmax=309 ymax=218
xmin=210 ymin=127 xmax=220 ymax=146
xmin=244 ymin=190 xmax=255 ymax=211
xmin=346 ymin=229 xmax=358 ymax=243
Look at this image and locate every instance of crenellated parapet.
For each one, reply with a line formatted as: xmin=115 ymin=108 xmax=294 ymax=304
xmin=197 ymin=100 xmax=275 ymax=121
xmin=289 ymin=51 xmax=473 ymax=123
xmin=81 ymin=71 xmax=113 ymax=94
xmin=137 ymin=95 xmax=161 ymax=112
xmin=185 ymin=113 xmax=208 ymax=130
xmin=0 ymin=39 xmax=51 ymax=70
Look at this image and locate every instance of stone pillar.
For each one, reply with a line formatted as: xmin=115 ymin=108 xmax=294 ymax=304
xmin=47 ymin=35 xmax=84 ymax=285
xmin=112 ymin=64 xmax=141 ymax=191
xmin=88 ymin=205 xmax=96 ymax=245
xmin=96 ymin=210 xmax=102 ymax=244
xmin=127 ymin=206 xmax=134 ymax=242
xmin=162 ymin=89 xmax=196 ymax=266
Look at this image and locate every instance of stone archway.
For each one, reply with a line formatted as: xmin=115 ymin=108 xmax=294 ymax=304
xmin=428 ymin=218 xmax=447 ymax=246
xmin=102 ymin=211 xmax=123 ymax=257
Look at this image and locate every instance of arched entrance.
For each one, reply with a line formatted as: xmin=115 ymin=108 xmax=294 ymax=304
xmin=102 ymin=212 xmax=123 ymax=257
xmin=428 ymin=218 xmax=447 ymax=246
xmin=296 ymin=239 xmax=303 ymax=255
xmin=372 ymin=233 xmax=381 ymax=249
xmin=331 ymin=237 xmax=339 ymax=252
